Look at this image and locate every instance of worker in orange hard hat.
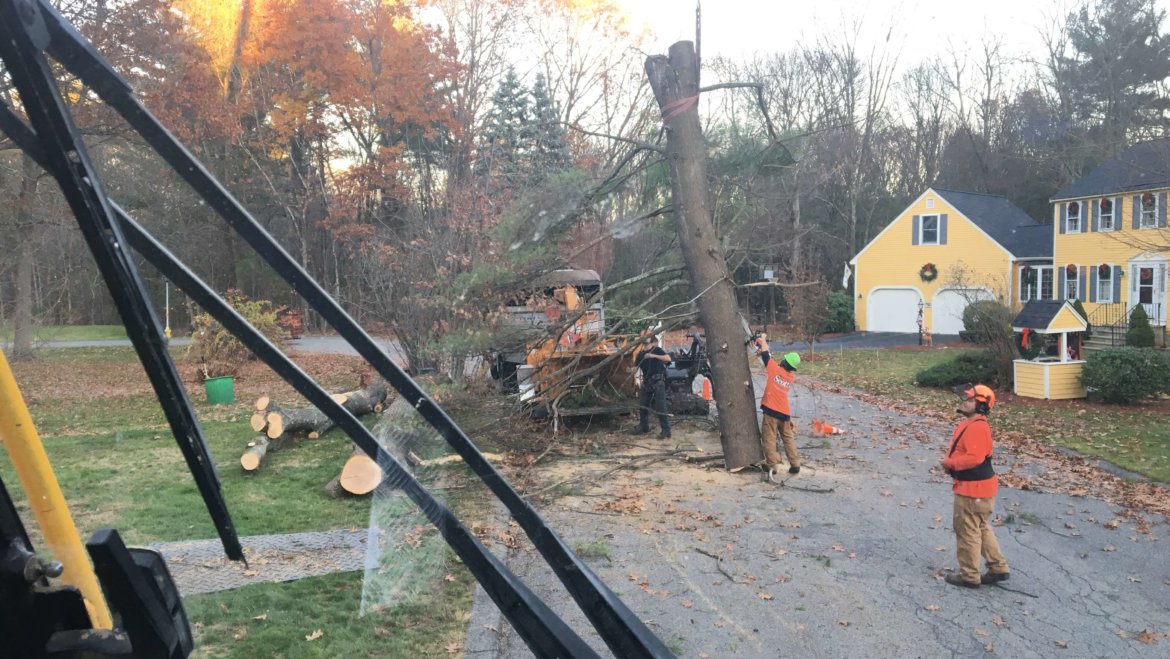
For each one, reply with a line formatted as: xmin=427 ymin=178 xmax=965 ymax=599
xmin=753 ymin=335 xmax=801 ymax=481
xmin=940 ymin=383 xmax=1010 ymax=589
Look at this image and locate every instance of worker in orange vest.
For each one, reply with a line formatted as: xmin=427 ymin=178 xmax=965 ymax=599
xmin=753 ymin=335 xmax=801 ymax=479
xmin=940 ymin=383 xmax=1010 ymax=588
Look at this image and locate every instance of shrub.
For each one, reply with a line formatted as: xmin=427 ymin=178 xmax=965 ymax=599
xmin=915 ymin=351 xmax=999 ymax=388
xmin=1126 ymin=305 xmax=1155 ymax=347
xmin=1082 ymin=347 xmax=1170 ymax=403
xmin=187 ymin=289 xmax=285 ymax=380
xmin=960 ymin=300 xmax=1013 ymax=345
xmin=822 ymin=291 xmax=854 ymax=334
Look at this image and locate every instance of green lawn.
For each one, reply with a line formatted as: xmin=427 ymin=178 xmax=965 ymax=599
xmin=0 ymin=347 xmax=485 ymax=656
xmin=0 ymin=324 xmax=130 ymax=342
xmin=186 ymin=569 xmax=475 ymax=658
xmin=802 ymin=348 xmax=1170 ymax=483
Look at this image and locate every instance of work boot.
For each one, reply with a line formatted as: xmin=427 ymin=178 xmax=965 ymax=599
xmin=788 ymin=465 xmax=800 ymax=475
xmin=981 ymin=571 xmax=1010 ymax=585
xmin=631 ymin=427 xmax=650 ymax=436
xmin=658 ymin=430 xmax=672 ymax=439
xmin=944 ymin=573 xmax=979 ymax=589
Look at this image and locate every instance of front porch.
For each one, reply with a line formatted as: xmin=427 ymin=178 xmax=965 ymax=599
xmin=1083 ymin=302 xmax=1168 ymax=352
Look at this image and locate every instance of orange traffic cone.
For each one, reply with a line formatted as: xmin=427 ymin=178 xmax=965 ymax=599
xmin=812 ymin=419 xmax=824 ymax=434
xmin=821 ymin=422 xmax=845 ymax=435
xmin=701 ymin=377 xmax=712 ymax=401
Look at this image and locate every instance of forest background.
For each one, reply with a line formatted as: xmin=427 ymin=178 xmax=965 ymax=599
xmin=3 ymin=0 xmax=1170 ymax=373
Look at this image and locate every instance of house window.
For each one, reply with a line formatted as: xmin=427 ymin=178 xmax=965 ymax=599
xmin=920 ymin=214 xmax=939 ymax=245
xmin=1065 ymin=267 xmax=1079 ymax=301
xmin=1023 ymin=266 xmax=1055 ymax=301
xmin=1098 ymin=198 xmax=1114 ymax=231
xmin=925 ymin=198 xmax=935 ymax=209
xmin=1097 ymin=266 xmax=1113 ymax=302
xmin=1066 ymin=201 xmax=1081 ymax=233
xmin=1141 ymin=192 xmax=1157 ymax=228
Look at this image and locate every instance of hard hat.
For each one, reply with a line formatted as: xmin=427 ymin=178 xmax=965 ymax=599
xmin=783 ymin=352 xmax=801 ymax=370
xmin=954 ymin=383 xmax=995 ymax=411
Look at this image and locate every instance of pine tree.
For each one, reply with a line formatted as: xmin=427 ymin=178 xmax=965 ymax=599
xmin=1055 ymin=0 xmax=1170 ymax=145
xmin=528 ymin=73 xmax=572 ymax=180
xmin=478 ymin=66 xmax=532 ymax=190
xmin=1126 ymin=304 xmax=1156 ymax=347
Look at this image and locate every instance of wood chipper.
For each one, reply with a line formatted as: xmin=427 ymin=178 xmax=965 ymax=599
xmin=492 ymin=269 xmax=640 ymax=417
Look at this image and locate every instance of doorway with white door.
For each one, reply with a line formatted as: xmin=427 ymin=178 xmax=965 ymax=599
xmin=1128 ymin=256 xmax=1167 ymax=325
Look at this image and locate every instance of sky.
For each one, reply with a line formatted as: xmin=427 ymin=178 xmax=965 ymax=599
xmin=618 ymin=0 xmax=1170 ymax=70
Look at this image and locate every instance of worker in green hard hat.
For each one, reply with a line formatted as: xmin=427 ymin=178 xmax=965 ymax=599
xmin=753 ymin=335 xmax=801 ymax=480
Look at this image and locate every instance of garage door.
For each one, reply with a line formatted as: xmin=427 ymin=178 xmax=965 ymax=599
xmin=866 ymin=288 xmax=922 ymax=332
xmin=932 ymin=288 xmax=995 ymax=335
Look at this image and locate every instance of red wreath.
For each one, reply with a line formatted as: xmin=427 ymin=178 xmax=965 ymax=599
xmin=1142 ymin=269 xmax=1153 ymax=282
xmin=1099 ymin=197 xmax=1112 ymax=209
xmin=919 ymin=262 xmax=938 ymax=282
xmin=1143 ymin=191 xmax=1156 ymax=207
xmin=1066 ymin=264 xmax=1078 ymax=276
xmin=1098 ymin=263 xmax=1110 ymax=276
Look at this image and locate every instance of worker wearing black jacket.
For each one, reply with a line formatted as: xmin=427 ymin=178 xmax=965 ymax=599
xmin=635 ymin=335 xmax=672 ymax=439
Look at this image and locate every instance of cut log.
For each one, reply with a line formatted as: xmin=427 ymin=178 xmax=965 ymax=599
xmin=339 ymin=446 xmax=382 ymax=495
xmin=323 ymin=475 xmax=347 ymax=498
xmin=254 ymin=395 xmax=270 ymax=411
xmin=240 ymin=436 xmax=275 ymax=471
xmin=250 ymin=413 xmax=268 ymax=433
xmin=262 ymin=382 xmax=390 ymax=440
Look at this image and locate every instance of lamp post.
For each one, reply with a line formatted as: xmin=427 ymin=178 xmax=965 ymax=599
xmin=917 ymin=299 xmax=925 ymax=345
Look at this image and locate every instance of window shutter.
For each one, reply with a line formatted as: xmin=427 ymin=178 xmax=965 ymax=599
xmin=1058 ymin=267 xmax=1067 ymax=300
xmin=1160 ymin=192 xmax=1167 ymax=228
xmin=1115 ymin=196 xmax=1121 ymax=230
xmin=1133 ymin=195 xmax=1141 ymax=229
xmin=939 ymin=214 xmax=948 ymax=245
xmin=1079 ymin=267 xmax=1087 ymax=302
xmin=912 ymin=215 xmax=920 ymax=245
xmin=1089 ymin=269 xmax=1097 ymax=303
xmin=1089 ymin=201 xmax=1097 ymax=232
xmin=1113 ymin=266 xmax=1123 ymax=303
xmin=1059 ymin=203 xmax=1067 ymax=234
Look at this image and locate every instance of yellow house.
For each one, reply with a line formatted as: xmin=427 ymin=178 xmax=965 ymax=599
xmin=1049 ymin=138 xmax=1170 ymax=346
xmin=1011 ymin=300 xmax=1088 ymax=400
xmin=850 ymin=188 xmax=1052 ymax=335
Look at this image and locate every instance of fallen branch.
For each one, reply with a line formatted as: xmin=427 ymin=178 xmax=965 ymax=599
xmin=694 ymin=547 xmax=738 ymax=583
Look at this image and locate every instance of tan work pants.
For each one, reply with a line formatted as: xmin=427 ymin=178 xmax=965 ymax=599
xmin=760 ymin=415 xmax=800 ymax=468
xmin=953 ymin=494 xmax=1009 ymax=584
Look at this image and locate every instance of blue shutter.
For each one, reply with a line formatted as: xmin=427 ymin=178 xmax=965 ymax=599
xmin=1089 ymin=269 xmax=1097 ymax=303
xmin=1160 ymin=192 xmax=1167 ymax=228
xmin=1133 ymin=195 xmax=1141 ymax=229
xmin=1079 ymin=267 xmax=1087 ymax=302
xmin=1058 ymin=267 xmax=1067 ymax=300
xmin=912 ymin=215 xmax=920 ymax=245
xmin=939 ymin=214 xmax=948 ymax=245
xmin=1089 ymin=200 xmax=1097 ymax=232
xmin=1113 ymin=266 xmax=1123 ymax=303
xmin=1059 ymin=203 xmax=1067 ymax=234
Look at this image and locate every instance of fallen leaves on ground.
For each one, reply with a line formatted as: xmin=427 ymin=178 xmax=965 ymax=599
xmin=305 ymin=629 xmax=323 ymax=641
xmin=1135 ymin=630 xmax=1158 ymax=644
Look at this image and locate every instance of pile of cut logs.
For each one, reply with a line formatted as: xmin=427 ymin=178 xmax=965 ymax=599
xmin=240 ymin=381 xmax=390 ymax=496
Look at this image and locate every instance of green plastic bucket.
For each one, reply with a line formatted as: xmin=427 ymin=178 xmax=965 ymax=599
xmin=204 ymin=376 xmax=235 ymax=405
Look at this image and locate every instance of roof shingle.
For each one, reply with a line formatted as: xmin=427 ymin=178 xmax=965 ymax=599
xmin=1051 ymin=138 xmax=1170 ymax=201
xmin=932 ymin=188 xmax=1052 ymax=258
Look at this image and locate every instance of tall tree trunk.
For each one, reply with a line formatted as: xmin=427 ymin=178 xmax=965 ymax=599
xmin=645 ymin=42 xmax=761 ymax=471
xmin=11 ymin=155 xmax=40 ymax=360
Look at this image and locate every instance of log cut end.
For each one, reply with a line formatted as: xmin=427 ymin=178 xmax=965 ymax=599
xmin=250 ymin=413 xmax=268 ymax=433
xmin=266 ymin=412 xmax=284 ymax=439
xmin=255 ymin=395 xmax=270 ymax=411
xmin=339 ymin=453 xmax=382 ymax=495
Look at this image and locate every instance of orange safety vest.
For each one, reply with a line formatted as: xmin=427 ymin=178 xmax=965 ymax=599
xmin=760 ymin=356 xmax=794 ymax=416
xmin=944 ymin=416 xmax=998 ymax=499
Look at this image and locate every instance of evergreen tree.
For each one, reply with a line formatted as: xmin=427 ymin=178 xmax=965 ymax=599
xmin=528 ymin=73 xmax=572 ymax=179
xmin=1054 ymin=0 xmax=1170 ymax=146
xmin=478 ymin=66 xmax=533 ymax=189
xmin=1126 ymin=304 xmax=1156 ymax=347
